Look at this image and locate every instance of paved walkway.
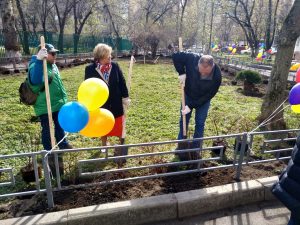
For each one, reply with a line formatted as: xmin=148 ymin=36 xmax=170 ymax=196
xmin=226 ymin=63 xmax=296 ymax=82
xmin=145 ymin=201 xmax=290 ymax=225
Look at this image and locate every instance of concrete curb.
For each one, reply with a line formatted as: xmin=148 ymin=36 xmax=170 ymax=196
xmin=1 ymin=176 xmax=279 ymax=225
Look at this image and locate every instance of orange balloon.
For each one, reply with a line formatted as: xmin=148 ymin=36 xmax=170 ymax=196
xmin=80 ymin=108 xmax=115 ymax=137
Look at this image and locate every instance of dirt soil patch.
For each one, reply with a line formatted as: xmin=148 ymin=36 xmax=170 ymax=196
xmin=0 ymin=160 xmax=286 ymax=220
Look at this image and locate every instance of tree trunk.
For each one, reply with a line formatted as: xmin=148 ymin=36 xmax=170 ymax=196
xmin=208 ymin=0 xmax=215 ymax=55
xmin=58 ymin=30 xmax=64 ymax=53
xmin=1 ymin=0 xmax=20 ymax=69
xmin=259 ymin=0 xmax=300 ymax=131
xmin=1 ymin=0 xmax=19 ymax=52
xmin=265 ymin=0 xmax=272 ymax=50
xmin=73 ymin=34 xmax=79 ymax=54
xmin=15 ymin=0 xmax=30 ymax=55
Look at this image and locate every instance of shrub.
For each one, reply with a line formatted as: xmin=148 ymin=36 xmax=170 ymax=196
xmin=236 ymin=70 xmax=262 ymax=84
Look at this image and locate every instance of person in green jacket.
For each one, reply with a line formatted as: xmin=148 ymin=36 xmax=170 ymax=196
xmin=28 ymin=43 xmax=72 ymax=175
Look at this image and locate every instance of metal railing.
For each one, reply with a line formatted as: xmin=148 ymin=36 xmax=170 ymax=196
xmin=213 ymin=55 xmax=297 ymax=82
xmin=0 ymin=129 xmax=298 ymax=208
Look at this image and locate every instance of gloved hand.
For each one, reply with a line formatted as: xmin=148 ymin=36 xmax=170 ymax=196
xmin=37 ymin=48 xmax=48 ymax=60
xmin=122 ymin=97 xmax=131 ymax=109
xmin=181 ymin=105 xmax=191 ymax=115
xmin=178 ymin=74 xmax=186 ymax=87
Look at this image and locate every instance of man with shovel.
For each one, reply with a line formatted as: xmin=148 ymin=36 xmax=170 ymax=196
xmin=172 ymin=53 xmax=222 ymax=161
xmin=28 ymin=43 xmax=72 ymax=176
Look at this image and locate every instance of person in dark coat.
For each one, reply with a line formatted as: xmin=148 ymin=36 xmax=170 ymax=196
xmin=272 ymin=135 xmax=300 ymax=225
xmin=85 ymin=43 xmax=129 ymax=151
xmin=172 ymin=53 xmax=222 ymax=159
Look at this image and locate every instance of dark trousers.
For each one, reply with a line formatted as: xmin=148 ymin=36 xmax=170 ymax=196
xmin=39 ymin=111 xmax=69 ymax=150
xmin=40 ymin=111 xmax=70 ymax=176
xmin=288 ymin=214 xmax=300 ymax=225
xmin=178 ymin=100 xmax=210 ymax=148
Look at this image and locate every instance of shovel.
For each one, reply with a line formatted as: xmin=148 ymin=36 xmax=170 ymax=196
xmin=175 ymin=37 xmax=194 ymax=161
xmin=176 ymin=83 xmax=191 ymax=160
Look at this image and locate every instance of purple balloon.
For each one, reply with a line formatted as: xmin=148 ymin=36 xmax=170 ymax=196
xmin=262 ymin=55 xmax=266 ymax=59
xmin=232 ymin=44 xmax=236 ymax=48
xmin=289 ymin=83 xmax=300 ymax=105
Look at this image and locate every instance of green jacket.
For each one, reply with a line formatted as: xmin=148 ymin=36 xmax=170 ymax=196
xmin=29 ymin=60 xmax=67 ymax=116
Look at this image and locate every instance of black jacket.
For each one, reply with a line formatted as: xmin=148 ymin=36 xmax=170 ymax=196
xmin=172 ymin=52 xmax=222 ymax=108
xmin=85 ymin=62 xmax=129 ymax=117
xmin=272 ymin=135 xmax=300 ymax=223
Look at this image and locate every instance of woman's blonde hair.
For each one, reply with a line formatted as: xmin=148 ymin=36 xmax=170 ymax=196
xmin=93 ymin=43 xmax=112 ymax=61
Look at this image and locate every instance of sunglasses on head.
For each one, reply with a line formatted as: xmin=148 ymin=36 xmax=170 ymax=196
xmin=49 ymin=52 xmax=57 ymax=56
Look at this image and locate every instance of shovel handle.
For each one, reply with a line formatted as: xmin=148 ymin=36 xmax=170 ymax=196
xmin=40 ymin=36 xmax=55 ymax=149
xmin=178 ymin=37 xmax=186 ymax=137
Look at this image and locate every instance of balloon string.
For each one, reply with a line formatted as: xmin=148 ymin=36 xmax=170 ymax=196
xmin=44 ymin=132 xmax=69 ymax=158
xmin=248 ymin=99 xmax=288 ymax=134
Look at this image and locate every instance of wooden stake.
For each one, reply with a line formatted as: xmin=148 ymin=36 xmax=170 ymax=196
xmin=121 ymin=55 xmax=134 ymax=139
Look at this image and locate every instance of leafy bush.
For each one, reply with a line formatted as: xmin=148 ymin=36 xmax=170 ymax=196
xmin=236 ymin=70 xmax=262 ymax=84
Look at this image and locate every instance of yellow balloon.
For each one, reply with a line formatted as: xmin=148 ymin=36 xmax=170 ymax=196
xmin=228 ymin=47 xmax=233 ymax=51
xmin=257 ymin=52 xmax=263 ymax=58
xmin=232 ymin=48 xmax=237 ymax=54
xmin=78 ymin=78 xmax=109 ymax=111
xmin=290 ymin=63 xmax=300 ymax=72
xmin=291 ymin=105 xmax=300 ymax=113
xmin=80 ymin=108 xmax=115 ymax=137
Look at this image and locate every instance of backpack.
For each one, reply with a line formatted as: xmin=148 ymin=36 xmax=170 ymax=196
xmin=19 ymin=78 xmax=39 ymax=105
xmin=19 ymin=76 xmax=53 ymax=106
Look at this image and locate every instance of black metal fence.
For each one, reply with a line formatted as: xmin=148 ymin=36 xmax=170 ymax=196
xmin=0 ymin=129 xmax=298 ymax=208
xmin=0 ymin=30 xmax=132 ymax=57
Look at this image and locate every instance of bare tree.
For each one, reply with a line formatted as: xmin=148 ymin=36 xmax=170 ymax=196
xmin=15 ymin=0 xmax=30 ymax=54
xmin=33 ymin=0 xmax=55 ymax=40
xmin=73 ymin=0 xmax=94 ymax=53
xmin=178 ymin=0 xmax=188 ymax=37
xmin=0 ymin=0 xmax=20 ymax=67
xmin=54 ymin=0 xmax=79 ymax=52
xmin=265 ymin=0 xmax=280 ymax=50
xmin=201 ymin=0 xmax=209 ymax=52
xmin=131 ymin=0 xmax=177 ymax=58
xmin=208 ymin=0 xmax=216 ymax=54
xmin=102 ymin=0 xmax=120 ymax=37
xmin=225 ymin=0 xmax=261 ymax=57
xmin=259 ymin=0 xmax=300 ymax=130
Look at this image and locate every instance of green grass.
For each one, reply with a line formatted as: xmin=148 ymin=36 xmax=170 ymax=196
xmin=1 ymin=60 xmax=300 ymax=150
xmin=1 ymin=60 xmax=300 ymax=187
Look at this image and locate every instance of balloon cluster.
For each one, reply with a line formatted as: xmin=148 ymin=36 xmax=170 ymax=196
xmin=266 ymin=49 xmax=273 ymax=54
xmin=58 ymin=78 xmax=115 ymax=137
xmin=256 ymin=43 xmax=266 ymax=61
xmin=289 ymin=68 xmax=300 ymax=113
xmin=256 ymin=52 xmax=266 ymax=61
xmin=228 ymin=44 xmax=237 ymax=54
xmin=211 ymin=44 xmax=219 ymax=52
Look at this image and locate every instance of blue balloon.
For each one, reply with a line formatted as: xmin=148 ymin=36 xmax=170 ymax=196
xmin=289 ymin=83 xmax=300 ymax=105
xmin=58 ymin=102 xmax=89 ymax=133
